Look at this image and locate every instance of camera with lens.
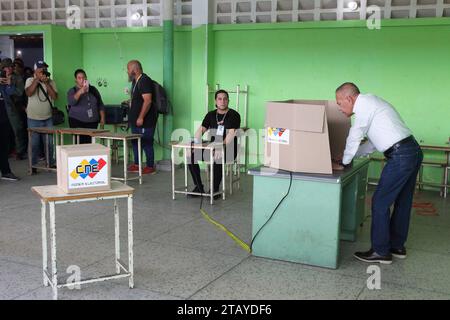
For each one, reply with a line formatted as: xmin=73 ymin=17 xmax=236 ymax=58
xmin=0 ymin=70 xmax=6 ymax=78
xmin=43 ymin=69 xmax=51 ymax=78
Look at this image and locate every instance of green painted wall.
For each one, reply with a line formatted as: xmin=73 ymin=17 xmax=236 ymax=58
xmin=212 ymin=21 xmax=450 ymax=144
xmin=2 ymin=19 xmax=449 ymax=187
xmin=210 ymin=19 xmax=450 ymax=186
xmin=50 ymin=26 xmax=83 ymax=128
xmin=81 ymin=28 xmax=192 ymax=161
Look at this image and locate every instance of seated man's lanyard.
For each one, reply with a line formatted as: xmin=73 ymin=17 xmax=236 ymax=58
xmin=216 ymin=110 xmax=228 ymax=137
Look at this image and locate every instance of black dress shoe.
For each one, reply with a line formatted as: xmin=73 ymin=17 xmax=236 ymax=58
xmin=390 ymin=247 xmax=407 ymax=259
xmin=212 ymin=188 xmax=221 ymax=200
xmin=354 ymin=249 xmax=392 ymax=264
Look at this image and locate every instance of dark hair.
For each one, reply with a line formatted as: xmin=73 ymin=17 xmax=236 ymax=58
xmin=214 ymin=89 xmax=229 ymax=100
xmin=74 ymin=68 xmax=87 ymax=78
xmin=13 ymin=58 xmax=24 ymax=68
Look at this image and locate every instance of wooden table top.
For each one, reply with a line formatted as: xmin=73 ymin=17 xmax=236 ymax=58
xmin=92 ymin=132 xmax=142 ymax=139
xmin=28 ymin=127 xmax=60 ymax=134
xmin=57 ymin=128 xmax=109 ymax=135
xmin=32 ymin=181 xmax=134 ymax=202
xmin=170 ymin=141 xmax=224 ymax=150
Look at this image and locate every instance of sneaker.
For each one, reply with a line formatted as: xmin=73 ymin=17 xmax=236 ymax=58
xmin=142 ymin=166 xmax=156 ymax=175
xmin=31 ymin=168 xmax=38 ymax=174
xmin=188 ymin=186 xmax=205 ymax=197
xmin=390 ymin=247 xmax=407 ymax=259
xmin=1 ymin=172 xmax=20 ymax=181
xmin=353 ymin=249 xmax=392 ymax=264
xmin=128 ymin=164 xmax=139 ymax=172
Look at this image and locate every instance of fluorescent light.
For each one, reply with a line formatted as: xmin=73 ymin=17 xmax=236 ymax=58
xmin=348 ymin=1 xmax=358 ymax=11
xmin=131 ymin=11 xmax=142 ymax=21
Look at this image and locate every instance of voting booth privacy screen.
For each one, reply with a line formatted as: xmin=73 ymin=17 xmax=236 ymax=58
xmin=265 ymin=100 xmax=351 ymax=174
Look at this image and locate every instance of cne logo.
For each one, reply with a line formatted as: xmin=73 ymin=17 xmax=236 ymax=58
xmin=268 ymin=127 xmax=286 ymax=137
xmin=70 ymin=158 xmax=106 ymax=180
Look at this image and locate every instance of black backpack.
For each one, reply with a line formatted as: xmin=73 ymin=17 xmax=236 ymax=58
xmin=151 ymin=80 xmax=171 ymax=115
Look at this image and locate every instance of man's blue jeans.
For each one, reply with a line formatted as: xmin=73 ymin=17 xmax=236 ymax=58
xmin=27 ymin=118 xmax=55 ymax=166
xmin=371 ymin=138 xmax=423 ymax=256
xmin=131 ymin=126 xmax=155 ymax=168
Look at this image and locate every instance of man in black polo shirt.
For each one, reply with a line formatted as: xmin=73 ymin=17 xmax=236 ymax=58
xmin=188 ymin=90 xmax=240 ymax=199
xmin=127 ymin=60 xmax=158 ymax=175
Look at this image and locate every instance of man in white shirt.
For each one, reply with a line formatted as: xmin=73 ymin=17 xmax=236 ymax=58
xmin=334 ymin=82 xmax=423 ymax=264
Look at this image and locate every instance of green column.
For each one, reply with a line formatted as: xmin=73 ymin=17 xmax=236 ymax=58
xmin=161 ymin=0 xmax=174 ymax=163
xmin=190 ymin=25 xmax=215 ymax=133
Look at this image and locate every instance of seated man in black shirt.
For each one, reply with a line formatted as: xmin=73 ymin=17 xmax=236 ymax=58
xmin=188 ymin=90 xmax=241 ymax=198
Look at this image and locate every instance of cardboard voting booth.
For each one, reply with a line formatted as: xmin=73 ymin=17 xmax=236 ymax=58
xmin=57 ymin=144 xmax=111 ymax=194
xmin=264 ymin=100 xmax=351 ymax=174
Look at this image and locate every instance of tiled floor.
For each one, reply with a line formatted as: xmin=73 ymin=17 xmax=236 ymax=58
xmin=0 ymin=159 xmax=449 ymax=300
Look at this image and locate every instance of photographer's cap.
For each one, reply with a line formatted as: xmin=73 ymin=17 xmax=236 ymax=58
xmin=34 ymin=60 xmax=48 ymax=70
xmin=0 ymin=58 xmax=13 ymax=69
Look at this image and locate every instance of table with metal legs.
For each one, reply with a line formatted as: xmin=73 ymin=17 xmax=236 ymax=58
xmin=171 ymin=142 xmax=225 ymax=205
xmin=27 ymin=127 xmax=60 ymax=175
xmin=31 ymin=181 xmax=135 ymax=300
xmin=92 ymin=132 xmax=143 ymax=185
xmin=57 ymin=127 xmax=109 ymax=145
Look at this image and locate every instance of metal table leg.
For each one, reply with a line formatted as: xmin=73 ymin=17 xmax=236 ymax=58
xmin=138 ymin=138 xmax=142 ymax=185
xmin=114 ymin=198 xmax=120 ymax=274
xmin=222 ymin=149 xmax=226 ymax=200
xmin=172 ymin=146 xmax=176 ymax=200
xmin=127 ymin=195 xmax=134 ymax=289
xmin=124 ymin=140 xmax=128 ymax=184
xmin=49 ymin=201 xmax=58 ymax=300
xmin=41 ymin=200 xmax=48 ymax=286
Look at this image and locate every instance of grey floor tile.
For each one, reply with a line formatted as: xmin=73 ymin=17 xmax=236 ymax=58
xmin=14 ymin=282 xmax=181 ymax=300
xmin=0 ymin=217 xmax=42 ymax=243
xmin=0 ymin=201 xmax=112 ymax=228
xmin=191 ymin=257 xmax=365 ymax=300
xmin=81 ymin=241 xmax=245 ymax=299
xmin=323 ymin=242 xmax=450 ymax=295
xmin=0 ymin=235 xmax=44 ymax=268
xmin=358 ymin=282 xmax=450 ymax=300
xmin=151 ymin=216 xmax=251 ymax=258
xmin=2 ymin=162 xmax=450 ymax=300
xmin=0 ymin=259 xmax=42 ymax=300
xmin=66 ymin=209 xmax=198 ymax=241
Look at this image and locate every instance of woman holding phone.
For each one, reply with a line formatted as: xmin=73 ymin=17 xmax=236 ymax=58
xmin=67 ymin=69 xmax=106 ymax=143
